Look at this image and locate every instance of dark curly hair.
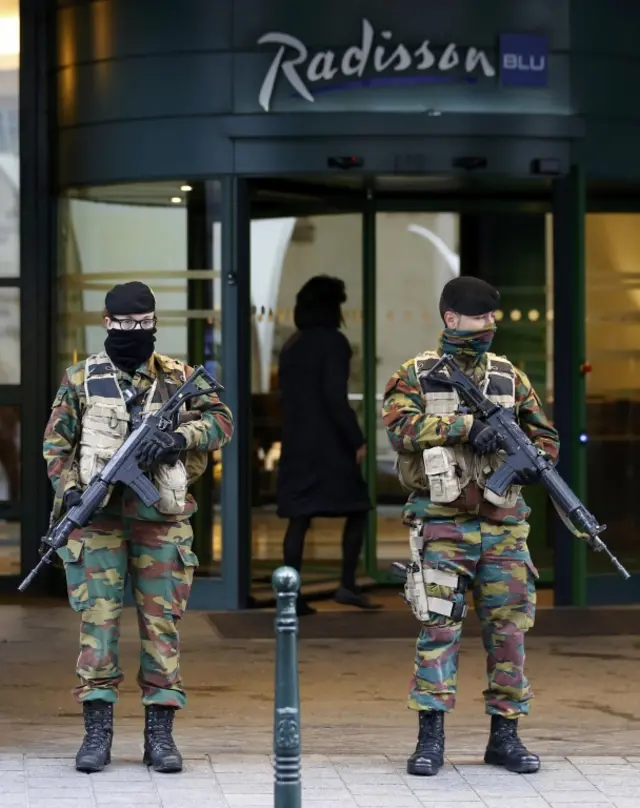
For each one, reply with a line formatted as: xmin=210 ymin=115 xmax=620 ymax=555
xmin=293 ymin=275 xmax=347 ymax=330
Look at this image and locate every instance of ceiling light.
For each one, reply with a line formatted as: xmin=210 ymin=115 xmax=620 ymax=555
xmin=170 ymin=196 xmax=182 ymax=204
xmin=180 ymin=184 xmax=193 ymax=192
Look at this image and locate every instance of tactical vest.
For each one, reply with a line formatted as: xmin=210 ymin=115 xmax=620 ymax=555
xmin=396 ymin=350 xmax=521 ymax=508
xmin=77 ymin=352 xmax=190 ymax=515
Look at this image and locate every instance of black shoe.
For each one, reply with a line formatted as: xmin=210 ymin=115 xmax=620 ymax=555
xmin=143 ymin=705 xmax=183 ymax=773
xmin=75 ymin=700 xmax=113 ymax=774
xmin=334 ymin=586 xmax=382 ymax=610
xmin=484 ymin=715 xmax=540 ymax=774
xmin=296 ymin=597 xmax=317 ymax=617
xmin=407 ymin=710 xmax=445 ymax=776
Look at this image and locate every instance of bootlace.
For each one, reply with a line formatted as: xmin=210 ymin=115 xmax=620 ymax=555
xmin=417 ymin=714 xmax=444 ymax=753
xmin=147 ymin=709 xmax=178 ymax=753
xmin=494 ymin=722 xmax=527 ymax=754
xmin=81 ymin=706 xmax=112 ymax=752
xmin=80 ymin=730 xmax=111 ymax=753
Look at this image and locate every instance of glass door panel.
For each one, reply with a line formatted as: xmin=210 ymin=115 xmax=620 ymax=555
xmin=585 ymin=213 xmax=640 ymax=581
xmin=249 ymin=200 xmax=366 ymax=601
xmin=462 ymin=210 xmax=553 ymax=579
xmin=374 ymin=211 xmax=460 ymax=573
xmin=374 ymin=207 xmax=554 ymax=586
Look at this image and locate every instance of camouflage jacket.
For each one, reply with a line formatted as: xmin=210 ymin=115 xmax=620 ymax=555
xmin=381 ymin=352 xmax=560 ymax=524
xmin=42 ymin=353 xmax=234 ymax=522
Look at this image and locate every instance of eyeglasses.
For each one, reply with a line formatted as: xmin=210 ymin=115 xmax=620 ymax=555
xmin=111 ymin=316 xmax=157 ymax=331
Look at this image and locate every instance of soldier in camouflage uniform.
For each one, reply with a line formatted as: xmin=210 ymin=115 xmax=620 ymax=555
xmin=381 ymin=277 xmax=559 ymax=777
xmin=42 ymin=281 xmax=234 ymax=774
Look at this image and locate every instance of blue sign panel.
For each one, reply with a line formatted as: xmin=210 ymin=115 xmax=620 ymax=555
xmin=499 ymin=33 xmax=548 ymax=87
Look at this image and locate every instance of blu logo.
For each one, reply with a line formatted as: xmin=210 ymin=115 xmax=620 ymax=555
xmin=499 ymin=34 xmax=548 ymax=87
xmin=502 ymin=53 xmax=546 ymax=72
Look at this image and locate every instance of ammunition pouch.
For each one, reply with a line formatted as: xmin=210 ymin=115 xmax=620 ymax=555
xmin=396 ymin=446 xmax=470 ymax=502
xmin=152 ymin=460 xmax=189 ymax=515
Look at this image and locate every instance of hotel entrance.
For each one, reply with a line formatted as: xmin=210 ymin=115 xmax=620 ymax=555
xmin=32 ymin=168 xmax=640 ymax=611
xmin=246 ymin=175 xmax=557 ymax=606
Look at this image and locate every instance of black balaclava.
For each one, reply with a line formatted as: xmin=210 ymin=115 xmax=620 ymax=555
xmin=104 ymin=281 xmax=157 ymax=373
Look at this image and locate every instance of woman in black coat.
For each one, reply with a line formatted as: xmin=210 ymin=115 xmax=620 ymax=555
xmin=276 ymin=275 xmax=379 ymax=615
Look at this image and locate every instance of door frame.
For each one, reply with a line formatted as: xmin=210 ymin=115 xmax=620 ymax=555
xmin=243 ymin=178 xmax=566 ymax=600
xmin=187 ymin=177 xmax=252 ymax=610
xmin=203 ymin=172 xmax=640 ymax=609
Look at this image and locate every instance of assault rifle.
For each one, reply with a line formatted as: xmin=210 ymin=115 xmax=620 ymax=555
xmin=423 ymin=354 xmax=630 ymax=580
xmin=18 ymin=365 xmax=223 ymax=592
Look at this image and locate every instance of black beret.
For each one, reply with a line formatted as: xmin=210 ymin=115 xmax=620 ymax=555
xmin=439 ymin=277 xmax=500 ymax=320
xmin=105 ymin=281 xmax=156 ymax=316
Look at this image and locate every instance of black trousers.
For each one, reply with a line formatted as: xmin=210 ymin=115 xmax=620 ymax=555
xmin=282 ymin=512 xmax=367 ymax=592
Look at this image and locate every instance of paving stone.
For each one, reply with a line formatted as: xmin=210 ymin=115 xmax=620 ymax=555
xmin=415 ymin=802 xmax=484 ymax=808
xmin=0 ymin=797 xmax=28 ymax=808
xmin=482 ymin=799 xmax=550 ymax=808
xmin=5 ymin=608 xmax=640 ymax=807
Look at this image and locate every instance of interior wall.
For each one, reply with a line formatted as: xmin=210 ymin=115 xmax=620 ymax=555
xmin=271 ymin=211 xmax=460 ymax=395
xmin=585 ymin=214 xmax=640 ymax=400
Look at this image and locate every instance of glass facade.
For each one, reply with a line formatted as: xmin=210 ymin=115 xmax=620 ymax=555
xmin=0 ymin=0 xmax=19 ymax=579
xmin=0 ymin=156 xmax=626 ymax=605
xmin=5 ymin=163 xmax=635 ymax=606
xmin=5 ymin=0 xmax=639 ymax=604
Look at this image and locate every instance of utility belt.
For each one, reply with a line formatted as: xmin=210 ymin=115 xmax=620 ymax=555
xmin=394 ymin=520 xmax=469 ymax=623
xmin=396 ymin=444 xmax=521 ymax=509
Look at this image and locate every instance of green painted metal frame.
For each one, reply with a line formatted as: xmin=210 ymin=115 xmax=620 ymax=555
xmin=362 ymin=190 xmax=379 ymax=579
xmin=570 ymin=167 xmax=588 ymax=606
xmin=552 ymin=167 xmax=587 ymax=606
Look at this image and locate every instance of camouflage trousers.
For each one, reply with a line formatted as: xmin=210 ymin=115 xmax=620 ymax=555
xmin=409 ymin=516 xmax=538 ymax=718
xmin=57 ymin=516 xmax=198 ymax=709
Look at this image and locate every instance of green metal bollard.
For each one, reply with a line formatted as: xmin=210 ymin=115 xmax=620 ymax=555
xmin=272 ymin=566 xmax=302 ymax=808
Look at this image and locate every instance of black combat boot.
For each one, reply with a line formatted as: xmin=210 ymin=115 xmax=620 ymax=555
xmin=406 ymin=710 xmax=445 ymax=776
xmin=484 ymin=714 xmax=540 ymax=774
xmin=143 ymin=705 xmax=183 ymax=773
xmin=75 ymin=700 xmax=113 ymax=773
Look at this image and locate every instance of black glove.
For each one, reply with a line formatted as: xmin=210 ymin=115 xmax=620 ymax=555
xmin=515 ymin=466 xmax=539 ymax=485
xmin=137 ymin=431 xmax=187 ymax=468
xmin=468 ymin=419 xmax=501 ymax=454
xmin=63 ymin=488 xmax=83 ymax=511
